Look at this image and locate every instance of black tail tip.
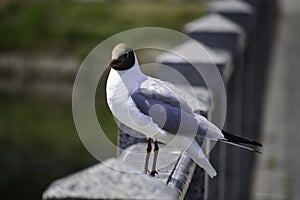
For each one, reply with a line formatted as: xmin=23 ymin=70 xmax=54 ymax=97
xmin=222 ymin=130 xmax=263 ymax=147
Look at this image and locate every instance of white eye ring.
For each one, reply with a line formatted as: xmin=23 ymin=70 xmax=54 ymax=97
xmin=124 ymin=52 xmax=129 ymax=58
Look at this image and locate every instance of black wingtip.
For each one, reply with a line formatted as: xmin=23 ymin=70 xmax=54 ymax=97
xmin=246 ymin=139 xmax=263 ymax=147
xmin=255 ymin=149 xmax=263 ymax=154
xmin=222 ymin=130 xmax=263 ymax=147
xmin=218 ymin=139 xmax=263 ymax=154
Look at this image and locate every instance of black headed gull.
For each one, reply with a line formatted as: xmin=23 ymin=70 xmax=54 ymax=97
xmin=106 ymin=43 xmax=262 ymax=178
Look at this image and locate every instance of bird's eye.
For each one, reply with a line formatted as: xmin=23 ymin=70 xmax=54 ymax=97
xmin=124 ymin=52 xmax=129 ymax=58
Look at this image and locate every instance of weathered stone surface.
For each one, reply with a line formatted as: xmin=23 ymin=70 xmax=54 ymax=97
xmin=184 ymin=166 xmax=205 ymax=200
xmin=184 ymin=13 xmax=246 ymax=57
xmin=157 ymin=40 xmax=232 ymax=86
xmin=184 ymin=11 xmax=248 ymax=200
xmin=118 ymin=143 xmax=181 ymax=177
xmin=43 ymin=143 xmax=199 ymax=200
xmin=167 ymin=153 xmax=196 ymax=198
xmin=157 ymin=40 xmax=231 ymax=66
xmin=208 ymin=0 xmax=255 ymax=36
xmin=184 ymin=13 xmax=244 ymax=35
xmin=209 ymin=0 xmax=254 ymax=13
xmin=43 ymin=158 xmax=177 ymax=200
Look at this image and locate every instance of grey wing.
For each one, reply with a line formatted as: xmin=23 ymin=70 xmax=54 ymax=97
xmin=131 ymin=78 xmax=207 ymax=136
xmin=138 ymin=77 xmax=193 ymax=113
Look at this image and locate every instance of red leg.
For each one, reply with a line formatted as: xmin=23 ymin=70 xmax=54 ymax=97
xmin=150 ymin=140 xmax=159 ymax=177
xmin=143 ymin=138 xmax=152 ymax=174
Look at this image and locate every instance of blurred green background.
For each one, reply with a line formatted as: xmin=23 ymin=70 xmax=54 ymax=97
xmin=0 ymin=0 xmax=205 ymax=199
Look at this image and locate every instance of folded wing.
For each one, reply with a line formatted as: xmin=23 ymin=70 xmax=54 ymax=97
xmin=131 ymin=78 xmax=224 ymax=140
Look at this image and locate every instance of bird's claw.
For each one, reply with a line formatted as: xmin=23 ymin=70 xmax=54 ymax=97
xmin=149 ymin=170 xmax=158 ymax=177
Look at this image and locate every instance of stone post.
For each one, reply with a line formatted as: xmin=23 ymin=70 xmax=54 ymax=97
xmin=157 ymin=40 xmax=233 ymax=200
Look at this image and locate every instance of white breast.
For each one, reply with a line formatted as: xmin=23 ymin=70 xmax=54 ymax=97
xmin=106 ymin=62 xmax=148 ymax=124
xmin=106 ymin=69 xmax=129 ymax=118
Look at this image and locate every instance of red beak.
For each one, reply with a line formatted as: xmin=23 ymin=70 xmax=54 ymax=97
xmin=108 ymin=59 xmax=117 ymax=68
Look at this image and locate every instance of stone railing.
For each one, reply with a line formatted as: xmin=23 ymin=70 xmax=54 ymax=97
xmin=42 ymin=0 xmax=277 ymax=199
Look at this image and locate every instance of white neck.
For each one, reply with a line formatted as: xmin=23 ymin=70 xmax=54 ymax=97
xmin=107 ymin=54 xmax=147 ymax=94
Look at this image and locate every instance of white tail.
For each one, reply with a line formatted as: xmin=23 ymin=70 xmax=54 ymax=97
xmin=186 ymin=140 xmax=216 ymax=178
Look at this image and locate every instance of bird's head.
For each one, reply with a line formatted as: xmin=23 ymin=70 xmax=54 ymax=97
xmin=108 ymin=43 xmax=135 ymax=71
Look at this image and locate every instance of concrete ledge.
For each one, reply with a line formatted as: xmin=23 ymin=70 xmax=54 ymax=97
xmin=157 ymin=40 xmax=233 ymax=86
xmin=43 ymin=144 xmax=198 ymax=200
xmin=184 ymin=13 xmax=246 ymax=58
xmin=209 ymin=0 xmax=255 ymax=36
